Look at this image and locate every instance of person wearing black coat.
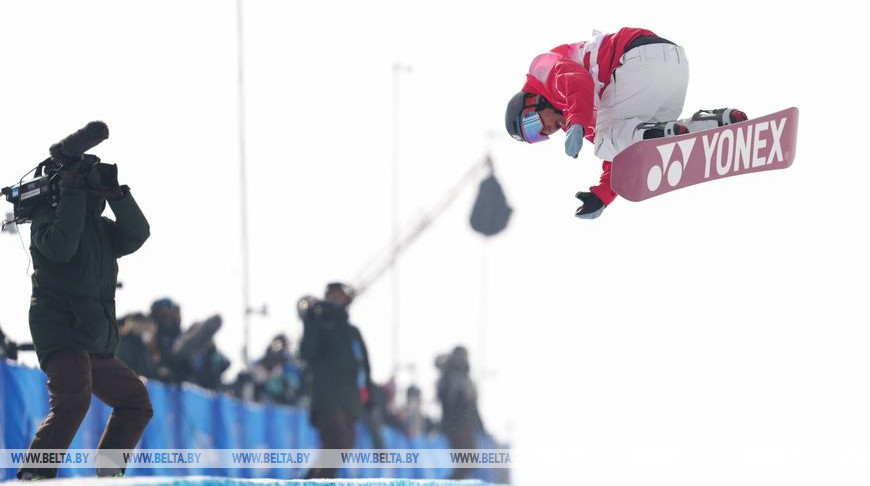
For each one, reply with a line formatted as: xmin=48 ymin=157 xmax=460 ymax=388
xmin=299 ymin=282 xmax=372 ymax=479
xmin=438 ymin=346 xmax=485 ymax=480
xmin=20 ymin=161 xmax=152 ymax=480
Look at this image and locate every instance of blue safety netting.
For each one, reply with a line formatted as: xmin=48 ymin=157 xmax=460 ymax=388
xmin=0 ymin=475 xmax=503 ymax=486
xmin=0 ymin=360 xmax=506 ymax=483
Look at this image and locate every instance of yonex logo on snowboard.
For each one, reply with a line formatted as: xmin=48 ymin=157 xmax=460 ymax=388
xmin=649 ymin=139 xmax=696 ymax=192
xmin=647 ymin=117 xmax=789 ymax=193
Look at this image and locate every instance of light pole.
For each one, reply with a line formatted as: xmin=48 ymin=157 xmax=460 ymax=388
xmin=477 ymin=130 xmax=504 ymax=383
xmin=236 ymin=0 xmax=252 ymax=365
xmin=391 ymin=62 xmax=412 ymax=375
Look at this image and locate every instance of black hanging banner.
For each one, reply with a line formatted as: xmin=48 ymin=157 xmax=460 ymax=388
xmin=470 ymin=169 xmax=512 ymax=237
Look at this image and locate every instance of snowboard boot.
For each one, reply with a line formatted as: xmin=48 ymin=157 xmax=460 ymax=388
xmin=17 ymin=470 xmax=49 ymax=480
xmin=633 ymin=120 xmax=690 ymax=141
xmin=575 ymin=191 xmax=606 ymax=220
xmin=683 ymin=108 xmax=748 ymax=132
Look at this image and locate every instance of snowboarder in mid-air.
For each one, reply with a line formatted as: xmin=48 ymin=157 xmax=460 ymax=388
xmin=505 ymin=27 xmax=747 ymax=219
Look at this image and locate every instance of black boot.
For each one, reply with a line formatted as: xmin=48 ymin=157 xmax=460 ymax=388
xmin=575 ymin=191 xmax=605 ymax=220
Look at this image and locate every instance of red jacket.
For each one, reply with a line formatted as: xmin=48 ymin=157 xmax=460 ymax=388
xmin=522 ymin=27 xmax=657 ymax=142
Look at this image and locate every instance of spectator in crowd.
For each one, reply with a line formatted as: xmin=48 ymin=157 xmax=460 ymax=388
xmin=364 ymin=378 xmax=409 ymax=444
xmin=437 ymin=345 xmax=485 ymax=480
xmin=299 ymin=282 xmax=373 ymax=479
xmin=397 ymin=384 xmax=434 ymax=438
xmin=361 ymin=378 xmax=391 ymax=449
xmin=247 ymin=334 xmax=304 ymax=404
xmin=362 ymin=379 xmax=385 ymax=449
xmin=148 ymin=299 xmax=229 ymax=390
xmin=1 ymin=323 xmax=21 ymax=361
xmin=229 ymin=369 xmax=257 ymax=402
xmin=149 ymin=298 xmax=190 ymax=383
xmin=189 ymin=341 xmax=230 ymax=391
xmin=115 ymin=313 xmax=157 ymax=378
xmin=171 ymin=314 xmax=228 ymax=391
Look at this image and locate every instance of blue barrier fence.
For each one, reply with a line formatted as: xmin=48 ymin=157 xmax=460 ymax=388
xmin=0 ymin=360 xmax=506 ymax=482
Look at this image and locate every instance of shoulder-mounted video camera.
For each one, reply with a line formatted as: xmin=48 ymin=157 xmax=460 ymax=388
xmin=1 ymin=121 xmax=111 ymax=227
xmin=296 ymin=296 xmax=348 ymax=326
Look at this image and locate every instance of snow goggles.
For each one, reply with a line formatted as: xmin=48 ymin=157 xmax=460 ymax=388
xmin=518 ymin=94 xmax=558 ymax=143
xmin=520 ymin=110 xmax=548 ymax=144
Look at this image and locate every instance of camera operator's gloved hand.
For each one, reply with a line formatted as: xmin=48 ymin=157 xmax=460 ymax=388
xmin=89 ymin=162 xmax=128 ymax=201
xmin=95 ymin=161 xmax=119 ymax=189
xmin=564 ymin=124 xmax=584 ymax=158
xmin=296 ymin=295 xmax=318 ymax=321
xmin=97 ymin=164 xmax=130 ymax=201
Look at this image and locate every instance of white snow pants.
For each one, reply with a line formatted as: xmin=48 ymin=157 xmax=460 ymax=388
xmin=593 ymin=43 xmax=690 ymax=161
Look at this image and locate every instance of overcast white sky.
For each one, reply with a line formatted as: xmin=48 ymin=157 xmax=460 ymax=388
xmin=1 ymin=1 xmax=868 ymax=485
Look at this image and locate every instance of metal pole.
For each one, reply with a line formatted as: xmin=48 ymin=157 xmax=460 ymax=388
xmin=391 ymin=63 xmax=411 ymax=375
xmin=477 ymin=138 xmax=498 ymax=384
xmin=391 ymin=64 xmax=400 ymax=375
xmin=236 ymin=0 xmax=252 ymax=366
xmin=478 ymin=238 xmax=488 ymax=384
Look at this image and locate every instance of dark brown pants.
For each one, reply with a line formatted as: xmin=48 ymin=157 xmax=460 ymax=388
xmin=304 ymin=408 xmax=357 ymax=479
xmin=445 ymin=420 xmax=477 ymax=480
xmin=18 ymin=350 xmax=154 ymax=479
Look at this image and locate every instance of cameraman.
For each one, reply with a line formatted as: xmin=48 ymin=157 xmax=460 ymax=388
xmin=18 ymin=155 xmax=152 ymax=480
xmin=299 ymin=282 xmax=372 ymax=479
xmin=437 ymin=346 xmax=485 ymax=480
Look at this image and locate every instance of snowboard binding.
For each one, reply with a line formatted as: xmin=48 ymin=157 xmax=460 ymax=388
xmin=691 ymin=108 xmax=748 ymax=126
xmin=634 ymin=120 xmax=690 ymax=140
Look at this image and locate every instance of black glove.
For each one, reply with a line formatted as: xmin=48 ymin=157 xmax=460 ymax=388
xmin=95 ymin=162 xmax=120 ymax=190
xmin=92 ymin=163 xmax=128 ymax=200
xmin=575 ymin=191 xmax=606 ymax=220
xmin=296 ymin=296 xmax=318 ymax=321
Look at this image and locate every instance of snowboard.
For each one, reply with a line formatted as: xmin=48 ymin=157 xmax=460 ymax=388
xmin=610 ymin=107 xmax=799 ymax=202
